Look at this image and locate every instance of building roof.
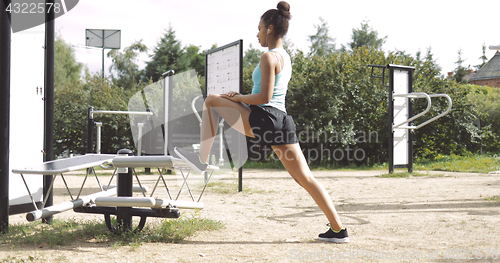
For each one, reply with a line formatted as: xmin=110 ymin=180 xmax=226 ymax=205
xmin=470 ymin=51 xmax=500 ymax=81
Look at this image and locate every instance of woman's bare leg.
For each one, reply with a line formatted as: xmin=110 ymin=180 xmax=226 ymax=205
xmin=200 ymin=94 xmax=255 ymax=163
xmin=272 ymin=143 xmax=344 ymax=231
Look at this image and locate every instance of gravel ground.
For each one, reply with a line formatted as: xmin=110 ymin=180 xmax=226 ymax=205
xmin=2 ymin=168 xmax=500 ymax=262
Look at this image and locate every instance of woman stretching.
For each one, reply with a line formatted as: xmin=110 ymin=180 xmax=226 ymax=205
xmin=175 ymin=1 xmax=349 ymax=243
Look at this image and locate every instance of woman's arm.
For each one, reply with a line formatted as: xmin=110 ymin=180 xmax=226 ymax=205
xmin=221 ymin=52 xmax=276 ymax=105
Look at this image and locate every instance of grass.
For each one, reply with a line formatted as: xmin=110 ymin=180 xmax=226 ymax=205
xmin=243 ymin=153 xmax=500 ymax=174
xmin=376 ymin=171 xmax=444 ymax=178
xmin=0 ymin=213 xmax=224 ymax=248
xmin=243 ymin=160 xmax=386 ymax=171
xmin=414 ymin=154 xmax=500 ymax=173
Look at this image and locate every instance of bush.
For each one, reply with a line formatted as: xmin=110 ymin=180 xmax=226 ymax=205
xmin=246 ymin=46 xmax=494 ymax=165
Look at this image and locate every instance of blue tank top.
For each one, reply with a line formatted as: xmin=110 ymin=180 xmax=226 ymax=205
xmin=251 ymin=48 xmax=292 ymax=113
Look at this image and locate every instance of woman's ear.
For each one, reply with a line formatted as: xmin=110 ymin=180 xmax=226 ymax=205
xmin=267 ymin=25 xmax=274 ymax=34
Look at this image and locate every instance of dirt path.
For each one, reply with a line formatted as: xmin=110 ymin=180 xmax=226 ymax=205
xmin=2 ymin=169 xmax=500 ymax=262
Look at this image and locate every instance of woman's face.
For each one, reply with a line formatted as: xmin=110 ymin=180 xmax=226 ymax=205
xmin=257 ymin=19 xmax=268 ymax=47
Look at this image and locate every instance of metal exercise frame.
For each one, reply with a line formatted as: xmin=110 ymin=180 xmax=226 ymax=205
xmin=192 ymin=95 xmax=225 ymax=166
xmin=11 ymin=151 xmax=218 ymax=234
xmin=369 ymin=64 xmax=452 ymax=173
xmin=87 ymin=106 xmax=153 ymax=155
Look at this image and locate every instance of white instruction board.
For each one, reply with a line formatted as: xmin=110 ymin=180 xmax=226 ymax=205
xmin=205 ymin=40 xmax=243 ymax=95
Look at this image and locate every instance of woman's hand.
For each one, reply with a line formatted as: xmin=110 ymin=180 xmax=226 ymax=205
xmin=220 ymin=91 xmax=242 ymax=102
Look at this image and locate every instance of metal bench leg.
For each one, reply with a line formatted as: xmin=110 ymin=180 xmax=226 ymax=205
xmin=175 ymin=168 xmax=195 ymax=201
xmin=20 ymin=174 xmax=40 ymax=211
xmin=198 ymin=170 xmax=215 ymax=202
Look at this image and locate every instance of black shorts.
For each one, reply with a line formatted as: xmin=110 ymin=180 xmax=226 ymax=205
xmin=248 ymin=105 xmax=298 ymax=146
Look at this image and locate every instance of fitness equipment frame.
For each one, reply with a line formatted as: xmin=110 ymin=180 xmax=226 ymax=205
xmin=87 ymin=106 xmax=153 ymax=154
xmin=12 ymin=150 xmax=218 ymax=234
xmin=369 ymin=64 xmax=452 ymax=173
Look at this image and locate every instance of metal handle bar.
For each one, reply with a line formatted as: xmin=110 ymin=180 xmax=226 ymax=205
xmin=393 ymin=92 xmax=431 ymax=130
xmin=191 ymin=95 xmax=203 ymax=123
xmin=368 ymin=64 xmax=389 ymax=88
xmin=191 ymin=95 xmax=224 ymax=126
xmin=410 ymin=94 xmax=452 ymax=130
xmin=393 ymin=93 xmax=452 ymax=130
xmin=92 ymin=110 xmax=153 ymax=115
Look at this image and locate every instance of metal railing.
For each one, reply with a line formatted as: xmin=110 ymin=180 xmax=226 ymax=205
xmin=392 ymin=93 xmax=452 ymax=130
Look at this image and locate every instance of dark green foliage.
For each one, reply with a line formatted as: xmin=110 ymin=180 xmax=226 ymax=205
xmin=287 ymin=47 xmax=390 ymax=165
xmin=467 ymin=85 xmax=500 ymax=152
xmin=308 ymin=17 xmax=336 ymax=57
xmin=54 ymin=73 xmax=137 ymax=156
xmin=345 ymin=20 xmax=387 ymax=51
xmin=107 ymin=40 xmax=148 ymax=90
xmin=144 ymin=26 xmax=184 ymax=82
xmin=144 ymin=26 xmax=206 ymax=82
xmin=54 ymin=35 xmax=83 ymax=87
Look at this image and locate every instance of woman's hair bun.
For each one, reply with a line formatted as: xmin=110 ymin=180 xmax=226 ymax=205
xmin=277 ymin=1 xmax=291 ymax=20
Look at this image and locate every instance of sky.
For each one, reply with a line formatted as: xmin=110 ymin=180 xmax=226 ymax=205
xmin=54 ymin=0 xmax=500 ymax=78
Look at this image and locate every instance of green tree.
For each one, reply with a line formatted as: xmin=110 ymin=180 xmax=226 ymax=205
xmin=145 ymin=26 xmax=207 ymax=82
xmin=107 ymin=40 xmax=148 ymax=90
xmin=242 ymin=44 xmax=264 ymax=94
xmin=453 ymin=48 xmax=469 ymax=83
xmin=468 ymin=85 xmax=500 ymax=152
xmin=179 ymin=44 xmax=206 ymax=77
xmin=308 ymin=17 xmax=335 ymax=57
xmin=54 ymin=35 xmax=82 ymax=87
xmin=475 ymin=42 xmax=488 ymax=70
xmin=145 ymin=26 xmax=184 ymax=82
xmin=54 ymin=73 xmax=134 ymax=156
xmin=343 ymin=20 xmax=387 ymax=52
xmin=243 ymin=44 xmax=263 ymax=70
xmin=54 ymin=36 xmax=138 ymax=156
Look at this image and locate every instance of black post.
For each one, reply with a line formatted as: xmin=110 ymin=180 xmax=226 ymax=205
xmin=238 ymin=40 xmax=244 ymax=192
xmin=42 ymin=0 xmax=55 ymax=224
xmin=0 ymin=0 xmax=12 ymax=234
xmin=87 ymin=106 xmax=94 ymax=153
xmin=408 ymin=69 xmax=414 ymax=173
xmin=116 ymin=149 xmax=133 ymax=232
xmin=388 ymin=66 xmax=394 ymax=174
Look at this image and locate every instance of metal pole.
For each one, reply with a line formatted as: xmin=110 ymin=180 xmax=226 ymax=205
xmin=218 ymin=120 xmax=224 ymax=165
xmin=0 ymin=0 xmax=12 ymax=234
xmin=101 ymin=30 xmax=104 ymax=79
xmin=116 ymin=149 xmax=133 ymax=232
xmin=96 ymin=122 xmax=102 ymax=154
xmin=163 ymin=75 xmax=170 ymax=156
xmin=162 ymin=70 xmax=174 ymax=157
xmin=137 ymin=123 xmax=144 ymax=156
xmin=27 ymin=187 xmax=117 ymax=222
xmin=145 ymin=108 xmax=151 ymax=173
xmin=42 ymin=0 xmax=55 ymax=224
xmin=87 ymin=106 xmax=94 ymax=153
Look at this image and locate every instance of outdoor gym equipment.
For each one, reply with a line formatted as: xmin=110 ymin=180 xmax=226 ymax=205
xmin=12 ymin=150 xmax=218 ymax=234
xmin=369 ymin=64 xmax=452 ymax=173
